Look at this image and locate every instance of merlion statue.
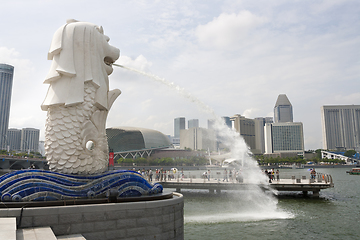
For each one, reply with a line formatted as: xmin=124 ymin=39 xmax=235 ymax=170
xmin=41 ymin=19 xmax=121 ymax=174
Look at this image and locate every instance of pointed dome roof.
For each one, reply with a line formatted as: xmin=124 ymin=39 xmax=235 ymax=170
xmin=275 ymin=94 xmax=292 ymax=107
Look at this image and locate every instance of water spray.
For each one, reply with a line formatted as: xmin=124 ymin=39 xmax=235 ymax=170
xmin=113 ymin=62 xmax=289 ymax=221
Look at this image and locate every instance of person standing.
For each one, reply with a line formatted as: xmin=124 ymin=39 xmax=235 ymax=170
xmin=149 ymin=169 xmax=153 ymax=182
xmin=223 ymin=168 xmax=228 ymax=182
xmin=276 ymin=169 xmax=280 ymax=181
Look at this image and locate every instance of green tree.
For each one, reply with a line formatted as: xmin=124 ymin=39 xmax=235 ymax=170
xmin=344 ymin=150 xmax=356 ymax=157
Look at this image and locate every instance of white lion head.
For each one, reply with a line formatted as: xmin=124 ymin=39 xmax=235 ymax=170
xmin=41 ymin=19 xmax=120 ymax=111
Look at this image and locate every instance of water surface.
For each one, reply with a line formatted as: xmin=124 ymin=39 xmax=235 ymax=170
xmin=184 ymin=167 xmax=359 ymax=240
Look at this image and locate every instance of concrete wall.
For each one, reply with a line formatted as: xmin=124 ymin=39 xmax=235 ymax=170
xmin=0 ymin=193 xmax=184 ymax=240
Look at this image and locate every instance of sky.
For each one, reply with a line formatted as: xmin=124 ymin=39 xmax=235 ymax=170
xmin=0 ymin=0 xmax=359 ymax=151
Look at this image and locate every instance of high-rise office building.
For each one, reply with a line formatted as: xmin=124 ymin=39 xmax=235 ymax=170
xmin=264 ymin=122 xmax=304 ymax=155
xmin=222 ymin=116 xmax=232 ymax=129
xmin=174 ymin=117 xmax=185 ymax=138
xmin=321 ymin=105 xmax=360 ymax=150
xmin=7 ymin=128 xmax=21 ymax=151
xmin=274 ymin=94 xmax=293 ymax=123
xmin=254 ymin=117 xmax=273 ymax=154
xmin=0 ymin=64 xmax=14 ymax=150
xmin=231 ymin=114 xmax=256 ymax=151
xmin=180 ymin=127 xmax=216 ymax=151
xmin=21 ymin=128 xmax=40 ymax=153
xmin=265 ymin=95 xmax=304 ymax=156
xmin=188 ymin=119 xmax=199 ymax=129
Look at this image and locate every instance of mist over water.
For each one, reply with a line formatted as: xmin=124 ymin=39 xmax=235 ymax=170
xmin=114 ymin=63 xmax=292 ymax=222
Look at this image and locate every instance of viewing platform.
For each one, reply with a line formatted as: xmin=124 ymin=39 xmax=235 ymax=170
xmin=156 ymin=172 xmax=334 ymax=197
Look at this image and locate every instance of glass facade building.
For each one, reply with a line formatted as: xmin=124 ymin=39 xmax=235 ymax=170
xmin=107 ymin=127 xmax=172 ymax=153
xmin=265 ymin=122 xmax=304 ymax=155
xmin=0 ymin=64 xmax=14 ymax=150
xmin=274 ymin=94 xmax=293 ymax=123
xmin=321 ymin=105 xmax=360 ymax=150
xmin=7 ymin=128 xmax=21 ymax=151
xmin=20 ymin=128 xmax=40 ymax=153
xmin=174 ymin=117 xmax=185 ymax=138
xmin=188 ymin=119 xmax=199 ymax=129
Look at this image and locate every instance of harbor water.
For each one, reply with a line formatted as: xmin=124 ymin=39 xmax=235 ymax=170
xmin=183 ymin=167 xmax=359 ymax=240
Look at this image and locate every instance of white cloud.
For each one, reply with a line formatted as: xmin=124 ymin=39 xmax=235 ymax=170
xmin=195 ymin=10 xmax=267 ymax=49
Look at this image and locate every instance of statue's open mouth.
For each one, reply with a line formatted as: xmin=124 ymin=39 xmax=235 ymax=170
xmin=104 ymin=57 xmax=114 ymax=66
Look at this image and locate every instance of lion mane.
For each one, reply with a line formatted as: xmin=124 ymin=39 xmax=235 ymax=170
xmin=42 ymin=19 xmax=120 ymax=111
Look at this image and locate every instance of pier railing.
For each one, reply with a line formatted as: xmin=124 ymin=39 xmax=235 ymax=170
xmin=151 ymin=171 xmax=333 ymax=187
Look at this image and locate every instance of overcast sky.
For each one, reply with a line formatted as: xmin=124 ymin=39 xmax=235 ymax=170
xmin=1 ymin=0 xmax=359 ymax=150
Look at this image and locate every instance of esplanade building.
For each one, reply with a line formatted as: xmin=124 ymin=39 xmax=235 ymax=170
xmin=106 ymin=127 xmax=173 ymax=159
xmin=106 ymin=127 xmax=206 ymax=160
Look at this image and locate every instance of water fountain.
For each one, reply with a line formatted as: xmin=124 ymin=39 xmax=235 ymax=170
xmin=113 ymin=63 xmax=291 ymax=223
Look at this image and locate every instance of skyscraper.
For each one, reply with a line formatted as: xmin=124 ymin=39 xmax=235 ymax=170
xmin=188 ymin=119 xmax=199 ymax=129
xmin=174 ymin=117 xmax=185 ymax=138
xmin=21 ymin=128 xmax=40 ymax=153
xmin=265 ymin=122 xmax=304 ymax=155
xmin=265 ymin=95 xmax=304 ymax=156
xmin=231 ymin=114 xmax=256 ymax=151
xmin=0 ymin=64 xmax=14 ymax=150
xmin=274 ymin=94 xmax=293 ymax=123
xmin=254 ymin=117 xmax=273 ymax=154
xmin=7 ymin=128 xmax=21 ymax=151
xmin=321 ymin=105 xmax=360 ymax=150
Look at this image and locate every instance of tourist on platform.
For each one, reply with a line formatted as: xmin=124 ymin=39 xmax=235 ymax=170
xmin=311 ymin=168 xmax=316 ymax=180
xmin=265 ymin=169 xmax=272 ymax=183
xmin=207 ymin=170 xmax=211 ymax=181
xmin=149 ymin=169 xmax=153 ymax=182
xmin=276 ymin=169 xmax=280 ymax=181
xmin=223 ymin=168 xmax=228 ymax=182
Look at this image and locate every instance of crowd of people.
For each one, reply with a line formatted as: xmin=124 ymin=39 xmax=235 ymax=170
xmin=134 ymin=168 xmax=185 ymax=182
xmin=264 ymin=169 xmax=280 ymax=183
xmin=221 ymin=168 xmax=243 ymax=183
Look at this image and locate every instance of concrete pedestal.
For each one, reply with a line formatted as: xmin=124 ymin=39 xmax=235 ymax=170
xmin=0 ymin=193 xmax=184 ymax=240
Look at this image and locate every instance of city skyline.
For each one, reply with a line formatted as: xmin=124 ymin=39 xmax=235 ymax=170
xmin=0 ymin=1 xmax=359 ymax=151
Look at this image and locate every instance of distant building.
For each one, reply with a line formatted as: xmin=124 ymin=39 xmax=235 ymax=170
xmin=188 ymin=119 xmax=199 ymax=129
xmin=231 ymin=114 xmax=256 ymax=151
xmin=264 ymin=94 xmax=304 ymax=156
xmin=7 ymin=128 xmax=21 ymax=151
xmin=180 ymin=127 xmax=216 ymax=151
xmin=254 ymin=117 xmax=273 ymax=154
xmin=222 ymin=116 xmax=232 ymax=129
xmin=321 ymin=105 xmax=360 ymax=150
xmin=21 ymin=128 xmax=40 ymax=153
xmin=208 ymin=116 xmax=232 ymax=130
xmin=107 ymin=127 xmax=172 ymax=159
xmin=0 ymin=64 xmax=14 ymax=150
xmin=264 ymin=122 xmax=304 ymax=156
xmin=207 ymin=119 xmax=215 ymax=130
xmin=174 ymin=117 xmax=185 ymax=138
xmin=274 ymin=94 xmax=293 ymax=123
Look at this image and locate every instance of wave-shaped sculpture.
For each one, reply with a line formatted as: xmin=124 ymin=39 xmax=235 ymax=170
xmin=0 ymin=169 xmax=163 ymax=202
